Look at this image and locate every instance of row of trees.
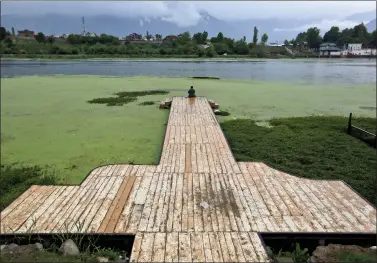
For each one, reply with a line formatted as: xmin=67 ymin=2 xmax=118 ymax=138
xmin=284 ymin=23 xmax=376 ymax=49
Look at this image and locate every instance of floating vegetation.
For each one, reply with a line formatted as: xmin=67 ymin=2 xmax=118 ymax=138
xmin=88 ymin=90 xmax=169 ymax=106
xmin=214 ymin=110 xmax=230 ymax=116
xmin=139 ymin=101 xmax=155 ymax=106
xmin=191 ymin=76 xmax=220 ymax=80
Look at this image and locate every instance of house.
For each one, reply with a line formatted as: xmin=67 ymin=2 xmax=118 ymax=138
xmin=17 ymin=30 xmax=34 ymax=38
xmin=163 ymin=35 xmax=179 ymax=43
xmin=126 ymin=33 xmax=143 ymax=41
xmin=345 ymin=43 xmax=362 ymax=51
xmin=319 ymin=43 xmax=341 ymax=56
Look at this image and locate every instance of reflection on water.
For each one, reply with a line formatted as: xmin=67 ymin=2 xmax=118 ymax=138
xmin=1 ymin=59 xmax=376 ymax=86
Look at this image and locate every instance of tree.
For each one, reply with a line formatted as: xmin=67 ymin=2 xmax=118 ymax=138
xmin=284 ymin=39 xmax=290 ymax=46
xmin=47 ymin=36 xmax=55 ymax=44
xmin=261 ymin=33 xmax=268 ymax=45
xmin=306 ymin=27 xmax=322 ymax=48
xmin=242 ymin=36 xmax=246 ymax=42
xmin=146 ymin=31 xmax=151 ymax=41
xmin=206 ymin=47 xmax=216 ymax=57
xmin=217 ymin=32 xmax=224 ymax=42
xmin=4 ymin=38 xmax=13 ymax=48
xmin=234 ymin=40 xmax=249 ymax=55
xmin=11 ymin=27 xmax=15 ymax=36
xmin=192 ymin=32 xmax=203 ymax=44
xmin=253 ymin=26 xmax=258 ymax=45
xmin=155 ymin=34 xmax=162 ymax=40
xmin=323 ymin=26 xmax=340 ymax=43
xmin=213 ymin=43 xmax=229 ymax=55
xmin=178 ymin=31 xmax=191 ymax=45
xmin=35 ymin=32 xmax=46 ymax=44
xmin=202 ymin=31 xmax=208 ymax=43
xmin=0 ymin=27 xmax=6 ymax=41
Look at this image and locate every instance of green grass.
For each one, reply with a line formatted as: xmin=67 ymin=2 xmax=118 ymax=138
xmin=1 ymin=75 xmax=375 ymax=192
xmin=221 ymin=117 xmax=376 ymax=204
xmin=0 ymin=164 xmax=58 ymax=210
xmin=337 ymin=251 xmax=377 ymax=262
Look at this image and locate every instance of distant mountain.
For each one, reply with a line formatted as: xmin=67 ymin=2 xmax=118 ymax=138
xmin=345 ymin=10 xmax=376 ymax=22
xmin=366 ymin=18 xmax=376 ymax=32
xmin=1 ymin=11 xmax=376 ymax=41
xmin=0 ymin=13 xmax=313 ymax=41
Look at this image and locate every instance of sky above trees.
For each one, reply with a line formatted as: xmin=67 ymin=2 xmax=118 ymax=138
xmin=2 ymin=1 xmax=375 ymax=28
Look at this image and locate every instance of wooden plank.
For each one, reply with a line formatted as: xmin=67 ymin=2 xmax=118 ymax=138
xmin=179 ymin=233 xmax=192 ymax=263
xmin=103 ymin=176 xmax=135 ymax=232
xmin=187 ymin=173 xmax=195 ymax=232
xmin=208 ymin=232 xmax=223 ymax=262
xmin=190 ymin=232 xmax=206 ymax=262
xmin=159 ymin=173 xmax=172 ymax=232
xmin=218 ymin=173 xmax=238 ymax=231
xmin=181 ymin=173 xmax=189 ymax=232
xmin=18 ymin=187 xmax=66 ymax=232
xmin=202 ymin=233 xmax=213 ymax=262
xmin=138 ymin=233 xmax=155 ymax=262
xmin=185 ymin=144 xmax=192 ymax=173
xmin=249 ymin=232 xmax=270 ymax=262
xmin=130 ymin=232 xmax=143 ymax=263
xmin=165 ymin=232 xmax=179 ymax=262
xmin=98 ymin=177 xmax=131 ymax=232
xmin=78 ymin=176 xmax=117 ymax=232
xmin=127 ymin=176 xmax=154 ymax=233
xmin=217 ymin=232 xmax=231 ymax=262
xmin=114 ymin=176 xmax=141 ymax=232
xmin=89 ymin=176 xmax=123 ymax=232
xmin=173 ymin=173 xmax=184 ymax=231
xmin=138 ymin=174 xmax=160 ymax=232
xmin=152 ymin=173 xmax=169 ymax=232
xmin=199 ymin=173 xmax=212 ymax=232
xmin=41 ymin=187 xmax=80 ymax=232
xmin=152 ymin=233 xmax=166 ymax=262
xmin=192 ymin=173 xmax=204 ymax=232
xmin=204 ymin=173 xmax=219 ymax=232
xmin=10 ymin=186 xmax=56 ymax=232
xmin=166 ymin=173 xmax=178 ymax=232
xmin=224 ymin=232 xmax=238 ymax=262
xmin=146 ymin=173 xmax=165 ymax=232
xmin=33 ymin=186 xmax=77 ymax=231
xmin=239 ymin=232 xmax=259 ymax=262
xmin=1 ymin=186 xmax=38 ymax=219
xmin=231 ymin=232 xmax=247 ymax=262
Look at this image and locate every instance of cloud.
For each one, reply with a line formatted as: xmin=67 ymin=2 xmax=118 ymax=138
xmin=273 ymin=20 xmax=366 ymax=33
xmin=1 ymin=1 xmax=376 ymax=27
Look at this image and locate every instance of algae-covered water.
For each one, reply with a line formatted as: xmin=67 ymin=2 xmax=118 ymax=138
xmin=1 ymin=60 xmax=376 ymax=183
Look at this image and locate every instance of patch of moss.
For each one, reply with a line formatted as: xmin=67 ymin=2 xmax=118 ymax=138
xmin=139 ymin=101 xmax=155 ymax=106
xmin=88 ymin=90 xmax=169 ymax=106
xmin=214 ymin=110 xmax=230 ymax=116
xmin=337 ymin=251 xmax=377 ymax=262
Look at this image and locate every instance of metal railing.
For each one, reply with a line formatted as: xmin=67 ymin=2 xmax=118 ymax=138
xmin=347 ymin=113 xmax=376 ymax=147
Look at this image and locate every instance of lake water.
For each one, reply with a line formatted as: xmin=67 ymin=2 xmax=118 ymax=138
xmin=1 ymin=59 xmax=376 ymax=86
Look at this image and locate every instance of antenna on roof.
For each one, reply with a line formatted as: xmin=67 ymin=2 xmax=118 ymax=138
xmin=82 ymin=17 xmax=86 ymax=36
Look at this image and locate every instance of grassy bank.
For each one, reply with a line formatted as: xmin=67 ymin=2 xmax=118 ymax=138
xmin=1 ymin=75 xmax=376 ymax=207
xmin=221 ymin=117 xmax=376 ymax=205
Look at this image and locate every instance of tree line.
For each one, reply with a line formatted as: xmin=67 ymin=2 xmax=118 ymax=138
xmin=1 ymin=22 xmax=376 ymax=58
xmin=284 ymin=23 xmax=376 ymax=49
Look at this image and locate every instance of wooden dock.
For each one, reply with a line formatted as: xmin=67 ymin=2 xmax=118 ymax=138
xmin=1 ymin=97 xmax=376 ymax=262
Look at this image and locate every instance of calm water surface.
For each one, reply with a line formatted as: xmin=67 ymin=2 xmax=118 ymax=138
xmin=1 ymin=59 xmax=376 ymax=86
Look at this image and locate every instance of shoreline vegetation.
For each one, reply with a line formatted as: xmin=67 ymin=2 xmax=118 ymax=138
xmin=1 ymin=22 xmax=375 ymax=60
xmin=1 ymin=76 xmax=376 ymax=210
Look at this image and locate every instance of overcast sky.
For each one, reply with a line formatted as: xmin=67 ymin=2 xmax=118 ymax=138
xmin=2 ymin=1 xmax=376 ymax=28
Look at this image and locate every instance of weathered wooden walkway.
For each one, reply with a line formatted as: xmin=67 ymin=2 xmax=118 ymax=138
xmin=1 ymin=97 xmax=376 ymax=262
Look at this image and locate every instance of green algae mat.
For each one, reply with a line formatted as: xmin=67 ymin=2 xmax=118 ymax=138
xmin=1 ymin=75 xmax=376 ymax=185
